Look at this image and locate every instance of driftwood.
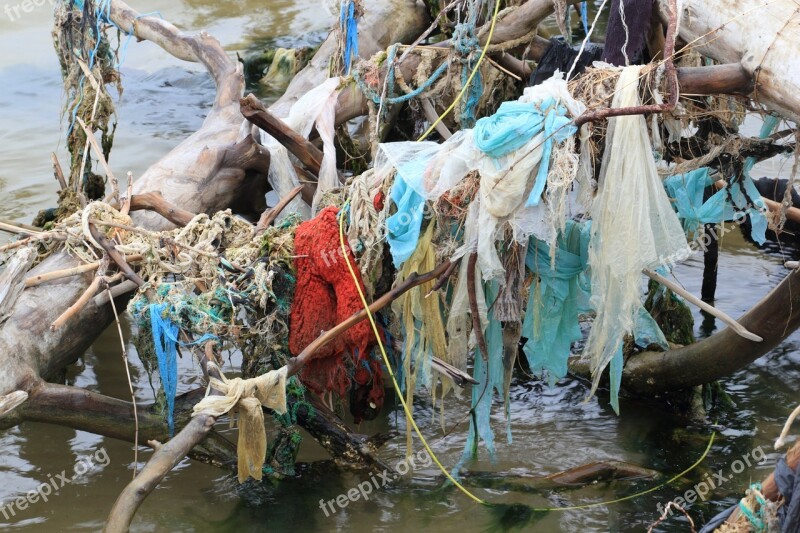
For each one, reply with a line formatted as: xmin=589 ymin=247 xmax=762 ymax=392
xmin=462 ymin=460 xmax=660 ymax=493
xmin=0 ymin=248 xmax=34 ymax=324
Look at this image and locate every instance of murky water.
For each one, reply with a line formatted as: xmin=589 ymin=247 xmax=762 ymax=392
xmin=0 ymin=3 xmax=798 ymax=532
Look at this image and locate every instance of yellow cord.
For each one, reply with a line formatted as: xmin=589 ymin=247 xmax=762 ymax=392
xmin=415 ymin=0 xmax=502 ymax=142
xmin=337 ymin=201 xmax=715 ymax=511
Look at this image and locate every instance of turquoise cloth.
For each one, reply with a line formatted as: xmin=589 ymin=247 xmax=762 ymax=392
xmin=472 ymin=97 xmax=576 ymax=206
xmin=663 ymin=167 xmax=768 ymax=244
xmin=664 ymin=114 xmax=780 ymax=245
xmin=385 ymin=154 xmax=434 ymax=267
xmin=522 ymin=220 xmax=592 ymax=384
xmin=459 ymin=282 xmax=506 ymax=463
xmin=521 ymin=220 xmax=669 ymax=413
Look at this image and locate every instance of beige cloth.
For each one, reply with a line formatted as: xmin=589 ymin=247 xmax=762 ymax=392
xmin=193 ymin=364 xmax=288 ymax=482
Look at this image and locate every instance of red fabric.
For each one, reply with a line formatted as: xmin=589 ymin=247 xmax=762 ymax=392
xmin=373 ymin=190 xmax=385 ymax=211
xmin=289 ymin=207 xmax=384 ymax=408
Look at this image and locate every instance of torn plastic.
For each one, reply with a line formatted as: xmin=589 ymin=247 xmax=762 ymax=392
xmin=584 ymin=66 xmax=689 ymax=401
xmin=664 ymin=167 xmax=769 ymax=244
xmin=377 ymin=75 xmax=587 ymax=280
xmin=258 ymin=77 xmax=341 ymax=219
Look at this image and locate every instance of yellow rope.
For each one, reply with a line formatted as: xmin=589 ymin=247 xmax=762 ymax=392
xmin=337 ymin=201 xmax=716 ymax=510
xmin=416 ymin=0 xmax=502 ymax=142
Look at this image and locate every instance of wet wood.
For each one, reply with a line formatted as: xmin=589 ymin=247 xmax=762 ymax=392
xmin=467 ymin=252 xmax=489 ymax=360
xmin=241 ymin=94 xmax=324 ymax=176
xmin=127 ymin=192 xmax=196 ymax=227
xmin=621 ymin=268 xmax=800 ymax=394
xmin=462 ymin=460 xmax=660 ymax=492
xmin=0 ymin=248 xmax=35 ymax=324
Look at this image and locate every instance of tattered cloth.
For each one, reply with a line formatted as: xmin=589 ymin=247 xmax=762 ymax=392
xmin=530 ymin=37 xmax=604 ymax=86
xmin=288 ymin=206 xmax=384 ymax=413
xmin=193 ymin=363 xmax=288 ymax=483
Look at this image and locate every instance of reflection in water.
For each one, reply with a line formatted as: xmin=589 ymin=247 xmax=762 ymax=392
xmin=0 ymin=2 xmax=798 ymax=532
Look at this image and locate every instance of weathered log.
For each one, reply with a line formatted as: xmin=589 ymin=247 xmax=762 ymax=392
xmin=617 ymin=268 xmax=800 ymax=394
xmin=0 ymin=248 xmax=34 ymax=324
xmin=462 ymin=460 xmax=660 ymax=492
xmin=660 ymin=0 xmax=800 ymax=122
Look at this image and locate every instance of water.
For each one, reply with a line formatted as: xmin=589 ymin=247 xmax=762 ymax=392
xmin=0 ymin=3 xmax=798 ymax=532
